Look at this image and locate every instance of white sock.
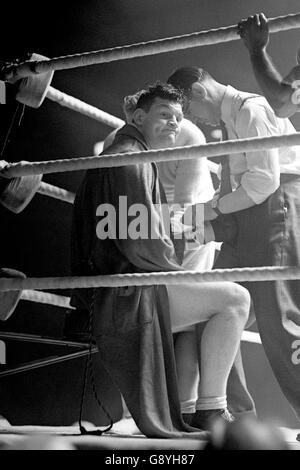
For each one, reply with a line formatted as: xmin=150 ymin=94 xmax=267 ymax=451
xmin=196 ymin=396 xmax=227 ymax=411
xmin=180 ymin=398 xmax=196 ymax=414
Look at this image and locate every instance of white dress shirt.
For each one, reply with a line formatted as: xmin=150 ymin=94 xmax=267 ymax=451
xmin=221 ymin=85 xmax=300 ymax=204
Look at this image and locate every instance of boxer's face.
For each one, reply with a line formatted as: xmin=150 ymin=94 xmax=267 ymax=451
xmin=135 ymin=98 xmax=183 ymax=149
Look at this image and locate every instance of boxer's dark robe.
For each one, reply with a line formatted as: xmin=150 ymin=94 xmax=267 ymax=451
xmin=71 ymin=124 xmax=206 ymax=438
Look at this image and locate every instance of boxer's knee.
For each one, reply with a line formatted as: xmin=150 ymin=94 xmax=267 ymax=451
xmin=223 ymin=283 xmax=250 ymax=326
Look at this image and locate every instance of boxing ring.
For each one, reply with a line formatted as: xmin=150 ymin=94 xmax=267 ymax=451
xmin=0 ymin=10 xmax=300 ymax=450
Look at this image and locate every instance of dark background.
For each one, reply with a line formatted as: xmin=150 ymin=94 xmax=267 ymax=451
xmin=0 ymin=0 xmax=299 ymax=427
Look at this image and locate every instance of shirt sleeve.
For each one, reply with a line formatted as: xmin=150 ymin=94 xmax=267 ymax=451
xmin=235 ymin=102 xmax=280 ymax=204
xmin=106 ymin=163 xmax=184 ymax=272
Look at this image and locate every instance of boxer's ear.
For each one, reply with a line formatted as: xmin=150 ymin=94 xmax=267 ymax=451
xmin=132 ymin=108 xmax=146 ymax=126
xmin=191 ymin=81 xmax=207 ymax=100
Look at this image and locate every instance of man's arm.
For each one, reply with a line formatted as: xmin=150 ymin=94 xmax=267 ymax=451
xmin=249 ymin=50 xmax=296 ymax=118
xmin=220 ymin=103 xmax=280 ymax=213
xmin=205 ymin=102 xmax=280 ymax=220
xmin=238 ymin=13 xmax=299 ymax=117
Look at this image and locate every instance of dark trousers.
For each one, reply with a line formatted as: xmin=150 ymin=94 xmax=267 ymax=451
xmin=215 ymin=174 xmax=300 ymax=421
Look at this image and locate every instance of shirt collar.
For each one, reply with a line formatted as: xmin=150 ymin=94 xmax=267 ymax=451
xmin=220 ymin=85 xmax=240 ymax=125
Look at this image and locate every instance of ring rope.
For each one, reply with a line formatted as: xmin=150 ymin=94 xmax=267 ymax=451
xmin=44 ymin=91 xmax=242 ymax=177
xmin=38 ymin=182 xmax=75 ymax=204
xmin=242 ymin=331 xmax=261 ymax=345
xmin=37 ymin=163 xmax=217 ymax=204
xmin=2 ymin=12 xmax=300 ymax=82
xmin=36 ymin=164 xmax=217 ymax=203
xmin=2 ymin=132 xmax=300 ymax=178
xmin=44 ymin=90 xmax=249 ymax=176
xmin=45 ymin=89 xmax=254 ymax=181
xmin=1 ymin=266 xmax=300 ymax=292
xmin=46 ymin=86 xmax=124 ymax=129
xmin=21 ymin=290 xmax=74 ymax=309
xmin=19 ymin=290 xmax=262 ymax=345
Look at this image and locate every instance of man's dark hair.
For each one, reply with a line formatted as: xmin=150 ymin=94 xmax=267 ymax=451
xmin=167 ymin=67 xmax=212 ymax=94
xmin=136 ymin=82 xmax=184 ymax=112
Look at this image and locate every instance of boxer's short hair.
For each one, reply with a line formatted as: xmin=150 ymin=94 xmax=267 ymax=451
xmin=135 ymin=82 xmax=184 ymax=112
xmin=167 ymin=66 xmax=212 ymax=94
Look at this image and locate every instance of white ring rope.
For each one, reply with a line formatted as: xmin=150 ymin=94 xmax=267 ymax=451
xmin=44 ymin=88 xmax=282 ymax=177
xmin=36 ymin=167 xmax=217 ymax=204
xmin=43 ymin=90 xmax=248 ymax=179
xmin=37 ymin=182 xmax=75 ymax=204
xmin=45 ymin=89 xmax=225 ymax=169
xmin=21 ymin=290 xmax=74 ymax=309
xmin=46 ymin=86 xmax=124 ymax=129
xmin=2 ymin=12 xmax=300 ymax=81
xmin=2 ymin=14 xmax=296 ymax=351
xmin=19 ymin=289 xmax=261 ymax=345
xmin=1 ymin=266 xmax=300 ymax=292
xmin=2 ymin=132 xmax=300 ymax=178
xmin=36 ymin=164 xmax=218 ymax=204
xmin=242 ymin=331 xmax=261 ymax=345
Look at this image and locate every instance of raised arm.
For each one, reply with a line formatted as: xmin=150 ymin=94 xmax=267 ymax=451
xmin=238 ymin=13 xmax=300 ymax=118
xmin=204 ymin=100 xmax=280 ymax=221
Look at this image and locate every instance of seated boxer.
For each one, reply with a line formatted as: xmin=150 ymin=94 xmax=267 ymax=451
xmin=70 ymin=82 xmax=250 ymax=436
